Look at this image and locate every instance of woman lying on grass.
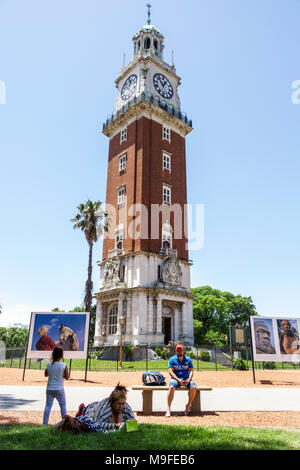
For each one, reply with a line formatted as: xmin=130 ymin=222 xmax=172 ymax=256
xmin=54 ymin=384 xmax=135 ymax=433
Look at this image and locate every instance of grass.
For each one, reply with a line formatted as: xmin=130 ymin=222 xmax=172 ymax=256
xmin=3 ymin=358 xmax=299 ymax=373
xmin=2 ymin=358 xmax=230 ymax=372
xmin=0 ymin=424 xmax=299 ymax=450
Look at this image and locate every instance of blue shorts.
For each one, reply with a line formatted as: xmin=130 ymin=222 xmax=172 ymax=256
xmin=169 ymin=378 xmax=196 ymax=389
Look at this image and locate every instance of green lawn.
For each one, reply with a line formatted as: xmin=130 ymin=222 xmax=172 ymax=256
xmin=3 ymin=358 xmax=230 ymax=372
xmin=3 ymin=358 xmax=299 ymax=372
xmin=0 ymin=424 xmax=299 ymax=450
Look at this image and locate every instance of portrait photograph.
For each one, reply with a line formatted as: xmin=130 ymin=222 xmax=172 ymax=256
xmin=27 ymin=312 xmax=90 ymax=359
xmin=277 ymin=319 xmax=300 ymax=356
xmin=251 ymin=317 xmax=276 ymax=359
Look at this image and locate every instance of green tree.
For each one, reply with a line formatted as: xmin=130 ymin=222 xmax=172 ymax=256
xmin=71 ymin=200 xmax=108 ymax=313
xmin=0 ymin=327 xmax=28 ymax=347
xmin=192 ymin=286 xmax=258 ymax=344
xmin=70 ymin=307 xmax=85 ymax=312
xmin=193 ymin=319 xmax=203 ymax=345
xmin=204 ymin=329 xmax=227 ymax=347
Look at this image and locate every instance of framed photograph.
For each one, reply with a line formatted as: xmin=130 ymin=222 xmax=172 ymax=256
xmin=230 ymin=326 xmax=248 ymax=347
xmin=27 ymin=312 xmax=90 ymax=359
xmin=250 ymin=316 xmax=300 ymax=362
xmin=276 ymin=319 xmax=300 ymax=356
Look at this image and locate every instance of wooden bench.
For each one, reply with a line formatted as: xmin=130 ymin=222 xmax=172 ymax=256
xmin=131 ymin=385 xmax=213 ymax=414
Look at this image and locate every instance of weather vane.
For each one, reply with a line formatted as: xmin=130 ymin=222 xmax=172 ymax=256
xmin=147 ymin=3 xmax=152 ymax=25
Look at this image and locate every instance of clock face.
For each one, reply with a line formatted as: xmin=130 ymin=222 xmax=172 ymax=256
xmin=121 ymin=74 xmax=138 ymax=101
xmin=153 ymin=73 xmax=174 ymax=99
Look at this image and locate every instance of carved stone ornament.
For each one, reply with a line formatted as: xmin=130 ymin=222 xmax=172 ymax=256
xmin=103 ymin=257 xmax=120 ymax=288
xmin=161 ymin=257 xmax=182 ymax=287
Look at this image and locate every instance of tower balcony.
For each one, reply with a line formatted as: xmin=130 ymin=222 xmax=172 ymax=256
xmin=108 ymin=248 xmax=124 ymax=259
xmin=103 ymin=91 xmax=192 ymax=133
xmin=159 ymin=247 xmax=178 ymax=258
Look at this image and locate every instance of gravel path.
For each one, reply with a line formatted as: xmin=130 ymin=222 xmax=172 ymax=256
xmin=2 ymin=368 xmax=300 ymax=388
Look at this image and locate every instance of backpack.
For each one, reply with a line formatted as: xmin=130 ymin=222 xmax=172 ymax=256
xmin=142 ymin=371 xmax=166 ymax=386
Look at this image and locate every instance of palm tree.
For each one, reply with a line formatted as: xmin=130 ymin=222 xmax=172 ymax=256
xmin=71 ymin=200 xmax=108 ymax=313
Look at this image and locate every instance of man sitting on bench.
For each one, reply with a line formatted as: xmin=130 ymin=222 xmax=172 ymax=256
xmin=165 ymin=344 xmax=197 ymax=417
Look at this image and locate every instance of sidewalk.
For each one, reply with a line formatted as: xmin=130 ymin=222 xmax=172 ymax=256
xmin=1 ymin=386 xmax=300 ymax=412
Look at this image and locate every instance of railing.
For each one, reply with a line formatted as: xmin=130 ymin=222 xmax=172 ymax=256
xmin=103 ymin=92 xmax=193 ymax=131
xmin=2 ymin=346 xmax=299 ymax=372
xmin=108 ymin=248 xmax=124 ymax=259
xmin=159 ymin=247 xmax=178 ymax=258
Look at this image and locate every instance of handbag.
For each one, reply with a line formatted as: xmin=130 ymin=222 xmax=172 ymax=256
xmin=52 ymin=415 xmax=90 ymax=434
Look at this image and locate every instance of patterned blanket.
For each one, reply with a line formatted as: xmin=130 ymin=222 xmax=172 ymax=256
xmin=77 ymin=398 xmax=135 ymax=433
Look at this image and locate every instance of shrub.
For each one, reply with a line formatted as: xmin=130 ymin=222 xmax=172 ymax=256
xmin=154 ymin=347 xmax=163 ymax=357
xmin=161 ymin=347 xmax=170 ymax=360
xmin=233 ymin=358 xmax=248 ymax=370
xmin=124 ymin=344 xmax=134 ymax=360
xmin=185 ymin=350 xmax=197 ymax=359
xmin=89 ymin=347 xmax=107 ymax=360
xmin=199 ymin=350 xmax=210 ymax=362
xmin=262 ymin=361 xmax=276 ymax=370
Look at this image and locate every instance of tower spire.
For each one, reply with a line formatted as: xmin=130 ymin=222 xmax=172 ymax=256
xmin=147 ymin=3 xmax=152 ymax=25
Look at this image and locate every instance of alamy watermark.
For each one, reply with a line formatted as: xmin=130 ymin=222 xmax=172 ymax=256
xmin=100 ymin=201 xmax=205 ymax=251
xmin=0 ymin=80 xmax=6 ymax=104
xmin=291 ymin=80 xmax=300 ymax=104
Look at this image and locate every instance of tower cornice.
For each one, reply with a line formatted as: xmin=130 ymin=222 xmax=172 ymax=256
xmin=94 ymin=286 xmax=194 ymax=301
xmin=103 ymin=96 xmax=193 ymax=138
xmin=98 ymin=250 xmax=193 ymax=268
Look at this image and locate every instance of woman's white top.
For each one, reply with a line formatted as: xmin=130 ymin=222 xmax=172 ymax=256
xmin=45 ymin=361 xmax=67 ymax=390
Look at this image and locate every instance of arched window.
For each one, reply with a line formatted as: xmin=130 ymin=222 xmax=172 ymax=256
xmin=162 ymin=223 xmax=172 ymax=251
xmin=162 ymin=239 xmax=171 ymax=250
xmin=108 ymin=305 xmax=118 ymax=335
xmin=115 ymin=225 xmax=124 ymax=250
xmin=144 ymin=38 xmax=150 ymax=50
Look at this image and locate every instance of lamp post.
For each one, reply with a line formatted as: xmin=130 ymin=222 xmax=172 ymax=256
xmin=119 ymin=317 xmax=125 ymax=368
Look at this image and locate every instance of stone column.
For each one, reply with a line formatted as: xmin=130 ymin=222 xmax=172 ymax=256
xmin=156 ymin=295 xmax=163 ymax=335
xmin=94 ymin=299 xmax=105 ymax=346
xmin=181 ymin=299 xmax=194 ymax=345
xmin=178 ymin=303 xmax=183 ymax=339
xmin=153 ymin=297 xmax=157 ymax=335
xmin=116 ymin=293 xmax=124 ymax=335
xmin=150 ymin=35 xmax=154 ymax=52
xmin=154 ymin=294 xmax=165 ymax=345
xmin=131 ymin=292 xmax=139 ymax=345
xmin=147 ymin=294 xmax=154 ymax=336
xmin=123 ymin=297 xmax=127 ymax=335
xmin=173 ymin=303 xmax=179 ymax=342
xmin=126 ymin=293 xmax=133 ymax=343
xmin=181 ymin=301 xmax=187 ymax=338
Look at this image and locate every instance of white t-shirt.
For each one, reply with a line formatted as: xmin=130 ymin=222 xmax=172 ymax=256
xmin=46 ymin=361 xmax=67 ymax=390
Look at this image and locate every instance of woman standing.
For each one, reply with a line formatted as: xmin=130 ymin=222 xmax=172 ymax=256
xmin=43 ymin=346 xmax=69 ymax=425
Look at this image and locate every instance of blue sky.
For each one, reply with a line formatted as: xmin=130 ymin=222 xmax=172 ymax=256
xmin=0 ymin=0 xmax=300 ymax=327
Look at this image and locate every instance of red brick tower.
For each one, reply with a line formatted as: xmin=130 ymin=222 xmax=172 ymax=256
xmin=94 ymin=8 xmax=194 ymax=346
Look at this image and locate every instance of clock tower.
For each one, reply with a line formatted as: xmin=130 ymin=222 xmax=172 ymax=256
xmin=94 ymin=6 xmax=194 ymax=347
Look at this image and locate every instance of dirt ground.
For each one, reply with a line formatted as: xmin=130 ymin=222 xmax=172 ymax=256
xmin=1 ymin=368 xmax=300 ymax=429
xmin=2 ymin=367 xmax=300 ymax=388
